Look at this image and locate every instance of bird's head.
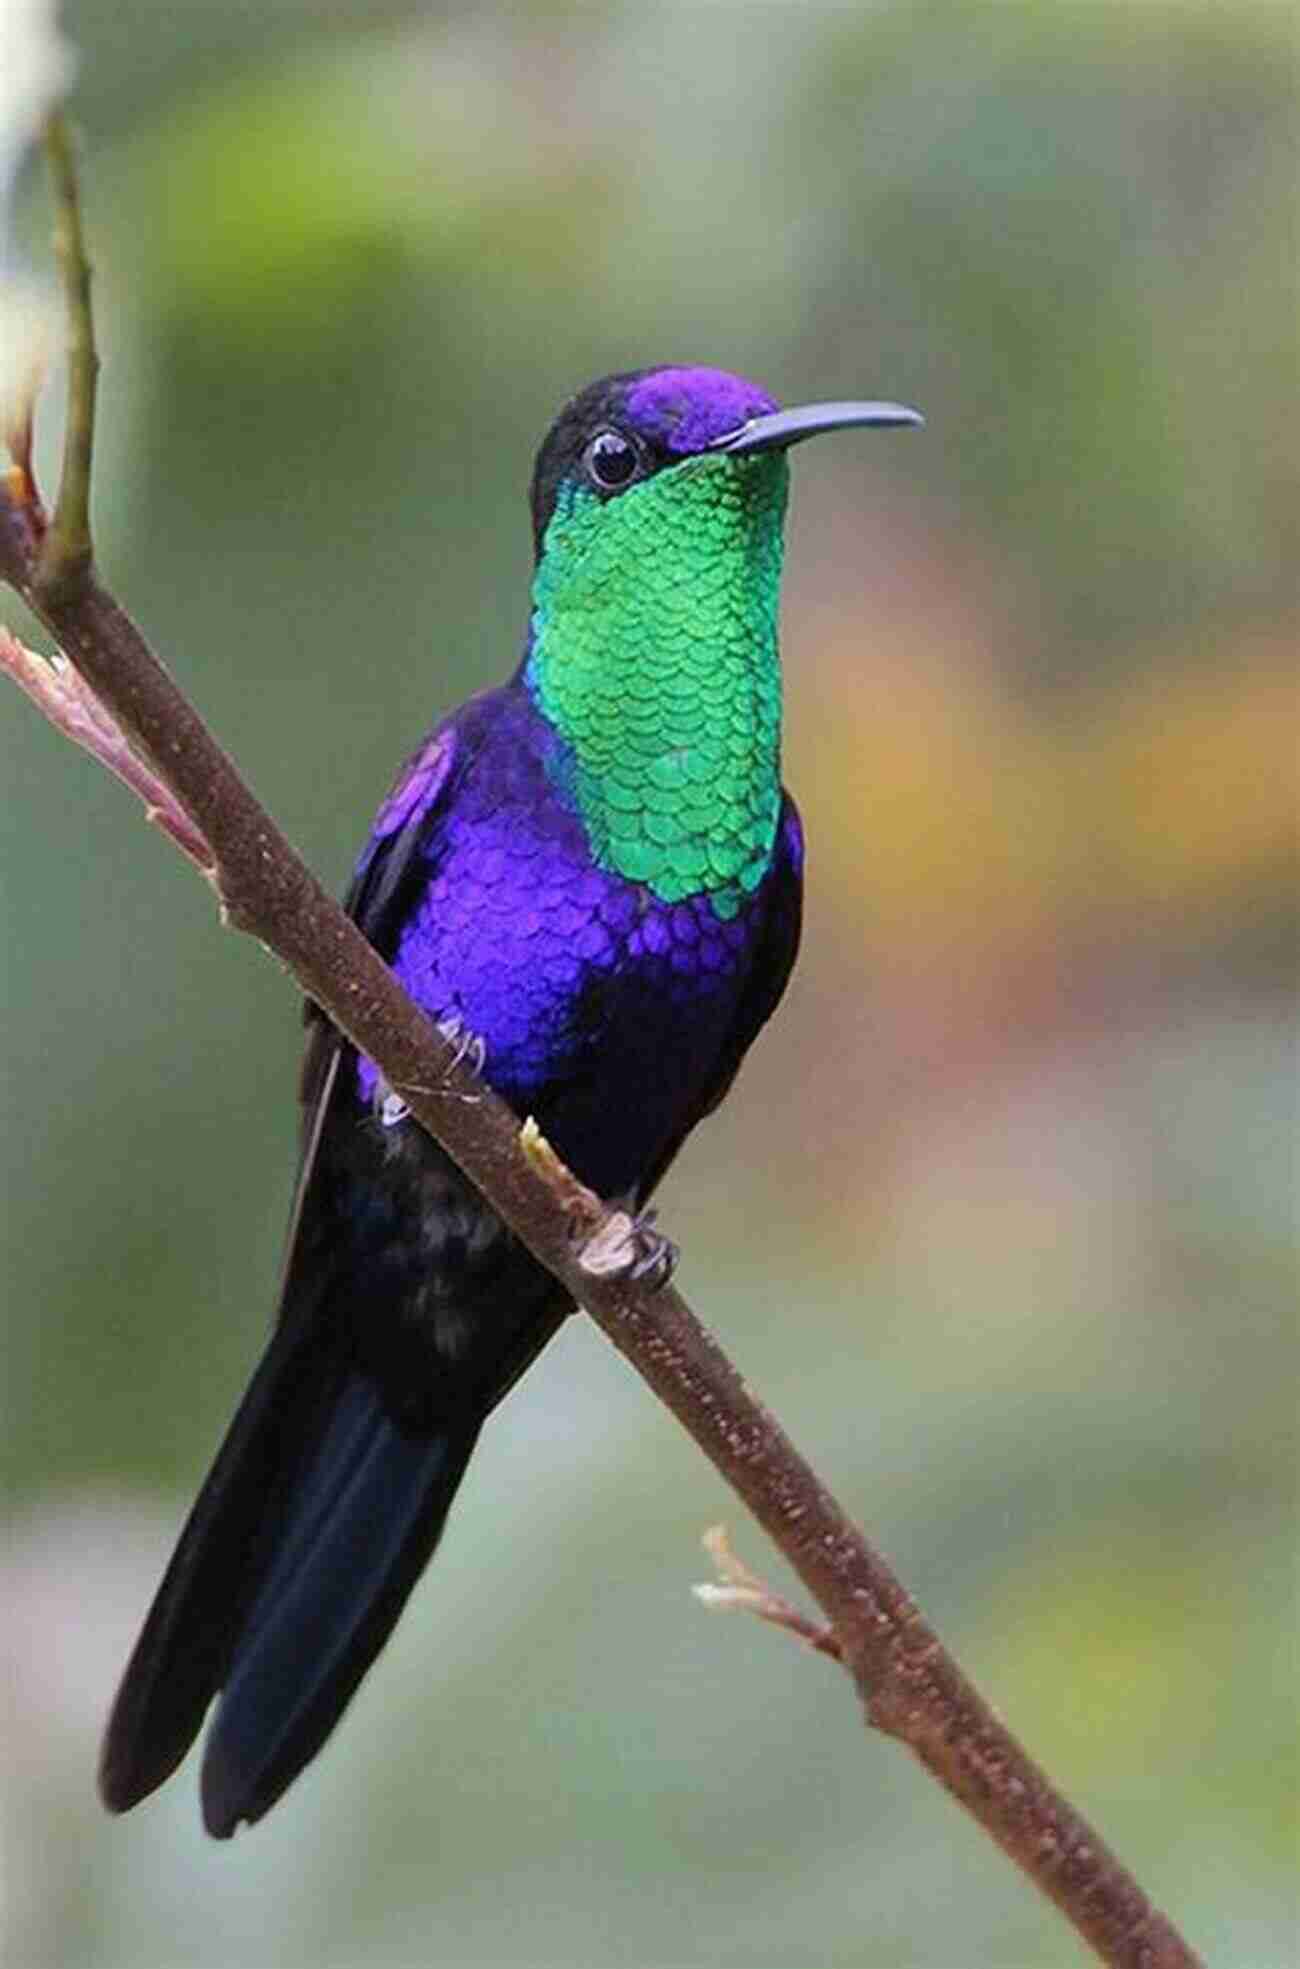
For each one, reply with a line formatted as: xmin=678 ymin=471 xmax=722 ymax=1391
xmin=520 ymin=367 xmax=921 ymax=910
xmin=528 ymin=364 xmax=921 ymax=561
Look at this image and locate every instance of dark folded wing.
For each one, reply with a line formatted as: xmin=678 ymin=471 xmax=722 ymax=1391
xmin=278 ymin=721 xmax=464 ymax=1290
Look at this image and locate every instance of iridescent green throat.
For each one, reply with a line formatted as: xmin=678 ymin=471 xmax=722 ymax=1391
xmin=525 ymin=453 xmax=788 ymax=919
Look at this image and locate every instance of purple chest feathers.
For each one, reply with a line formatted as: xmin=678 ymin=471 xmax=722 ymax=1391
xmin=353 ymin=701 xmax=779 ymax=1198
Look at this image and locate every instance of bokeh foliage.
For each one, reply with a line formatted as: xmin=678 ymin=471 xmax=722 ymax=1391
xmin=2 ymin=3 xmax=1295 ymax=1965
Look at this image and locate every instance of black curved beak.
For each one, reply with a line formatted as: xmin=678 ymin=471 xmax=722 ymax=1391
xmin=713 ymin=399 xmax=924 ymax=456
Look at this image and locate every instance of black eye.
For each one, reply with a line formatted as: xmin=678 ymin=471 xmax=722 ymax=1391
xmin=582 ymin=427 xmax=641 ymax=491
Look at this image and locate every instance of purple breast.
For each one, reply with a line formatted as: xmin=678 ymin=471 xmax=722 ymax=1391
xmin=355 ymin=702 xmax=763 ymax=1196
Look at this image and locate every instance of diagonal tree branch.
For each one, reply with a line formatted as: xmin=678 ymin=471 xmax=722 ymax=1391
xmin=0 ymin=111 xmax=1204 ymax=1969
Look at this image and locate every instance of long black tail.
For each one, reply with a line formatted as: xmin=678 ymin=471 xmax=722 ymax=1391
xmin=99 ymin=1311 xmax=479 ymax=1838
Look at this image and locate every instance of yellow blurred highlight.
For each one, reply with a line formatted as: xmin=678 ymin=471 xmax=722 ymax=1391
xmin=1088 ymin=637 xmax=1297 ymax=918
xmin=798 ymin=612 xmax=1296 ymax=959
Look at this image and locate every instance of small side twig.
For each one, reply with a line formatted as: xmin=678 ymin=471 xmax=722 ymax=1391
xmin=695 ymin=1525 xmax=842 ymax=1661
xmin=0 ymin=625 xmax=215 ymax=874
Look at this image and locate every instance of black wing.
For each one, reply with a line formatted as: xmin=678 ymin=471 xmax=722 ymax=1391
xmin=279 ymin=721 xmax=464 ymax=1294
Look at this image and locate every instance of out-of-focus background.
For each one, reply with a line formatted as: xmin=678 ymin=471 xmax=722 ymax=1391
xmin=2 ymin=3 xmax=1295 ymax=1964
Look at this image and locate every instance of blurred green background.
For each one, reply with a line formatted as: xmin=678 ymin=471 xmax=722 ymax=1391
xmin=2 ymin=3 xmax=1295 ymax=1964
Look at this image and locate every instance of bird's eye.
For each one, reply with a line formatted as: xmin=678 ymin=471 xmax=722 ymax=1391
xmin=582 ymin=428 xmax=641 ymax=491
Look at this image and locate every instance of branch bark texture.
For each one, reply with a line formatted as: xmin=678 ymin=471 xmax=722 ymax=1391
xmin=0 ymin=114 xmax=1204 ymax=1969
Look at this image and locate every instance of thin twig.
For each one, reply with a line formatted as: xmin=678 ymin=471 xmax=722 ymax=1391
xmin=34 ymin=110 xmax=98 ymax=604
xmin=0 ymin=626 xmax=215 ymax=873
xmin=695 ymin=1525 xmax=842 ymax=1660
xmin=0 ymin=119 xmax=1205 ymax=1969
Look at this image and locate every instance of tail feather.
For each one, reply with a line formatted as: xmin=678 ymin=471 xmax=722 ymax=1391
xmin=99 ymin=1312 xmax=478 ymax=1836
xmin=201 ymin=1383 xmax=476 ymax=1837
xmin=99 ymin=1310 xmax=344 ymax=1815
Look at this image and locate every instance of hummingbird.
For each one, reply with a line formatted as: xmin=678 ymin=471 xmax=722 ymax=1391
xmin=99 ymin=366 xmax=921 ymax=1836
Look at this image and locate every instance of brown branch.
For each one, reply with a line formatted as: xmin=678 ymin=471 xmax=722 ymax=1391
xmin=0 ymin=119 xmax=1205 ymax=1969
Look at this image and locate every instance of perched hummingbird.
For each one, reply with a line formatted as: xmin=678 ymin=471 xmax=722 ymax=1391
xmin=99 ymin=366 xmax=920 ymax=1836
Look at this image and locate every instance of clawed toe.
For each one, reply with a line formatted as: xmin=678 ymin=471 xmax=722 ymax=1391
xmin=627 ymin=1209 xmax=678 ymax=1285
xmin=377 ymin=1087 xmax=410 ymax=1128
xmin=437 ymin=1014 xmax=487 ymax=1077
xmin=576 ymin=1206 xmax=679 ymax=1291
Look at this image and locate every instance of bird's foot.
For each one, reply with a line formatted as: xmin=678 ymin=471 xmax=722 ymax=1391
xmin=376 ymin=1084 xmax=410 ymax=1128
xmin=371 ymin=1014 xmax=485 ymax=1128
xmin=577 ymin=1206 xmax=679 ymax=1291
xmin=436 ymin=1013 xmax=487 ymax=1078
